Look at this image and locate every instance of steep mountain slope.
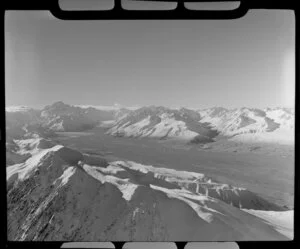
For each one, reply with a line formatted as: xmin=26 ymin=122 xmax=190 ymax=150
xmin=6 ymin=107 xmax=41 ymax=138
xmin=40 ymin=101 xmax=116 ymax=131
xmin=198 ymin=107 xmax=279 ymax=136
xmin=7 ymin=132 xmax=292 ymax=241
xmin=5 ymin=107 xmax=58 ymax=166
xmin=74 ymin=105 xmax=138 ymax=126
xmin=198 ymin=107 xmax=294 ymax=145
xmin=106 ymin=106 xmax=294 ymax=145
xmin=107 ymin=106 xmax=218 ymax=143
xmin=5 ymin=102 xmax=122 ymax=133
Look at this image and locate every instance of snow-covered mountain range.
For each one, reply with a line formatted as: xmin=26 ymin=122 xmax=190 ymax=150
xmin=107 ymin=106 xmax=218 ymax=143
xmin=6 ymin=102 xmax=294 ymax=145
xmin=7 ymin=131 xmax=293 ymax=240
xmin=6 ymin=101 xmax=126 ymax=133
xmin=107 ymin=106 xmax=294 ymax=145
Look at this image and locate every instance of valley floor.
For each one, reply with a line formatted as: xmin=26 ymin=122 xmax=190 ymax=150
xmin=54 ymin=127 xmax=294 ymax=210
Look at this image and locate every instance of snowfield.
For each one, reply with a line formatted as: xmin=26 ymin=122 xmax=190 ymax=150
xmin=81 ymin=162 xmax=139 ymax=201
xmin=242 ymin=209 xmax=293 ymax=239
xmin=148 ymin=114 xmax=199 ymax=139
xmin=107 ymin=107 xmax=215 ymax=141
xmin=106 ymin=105 xmax=294 ymax=145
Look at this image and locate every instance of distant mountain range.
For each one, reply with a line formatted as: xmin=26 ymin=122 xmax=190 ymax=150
xmin=6 ymin=101 xmax=294 ymax=145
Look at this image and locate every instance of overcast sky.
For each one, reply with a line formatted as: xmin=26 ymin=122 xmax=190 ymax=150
xmin=5 ymin=9 xmax=295 ymax=109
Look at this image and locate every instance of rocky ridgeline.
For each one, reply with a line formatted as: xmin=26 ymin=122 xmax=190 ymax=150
xmin=7 ymin=132 xmax=289 ymax=241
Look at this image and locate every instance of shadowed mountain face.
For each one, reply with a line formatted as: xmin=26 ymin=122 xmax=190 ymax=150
xmin=6 ymin=102 xmax=119 ymax=132
xmin=7 ymin=129 xmax=291 ymax=241
xmin=6 ymin=108 xmax=42 ymax=139
xmin=40 ymin=101 xmax=116 ymax=131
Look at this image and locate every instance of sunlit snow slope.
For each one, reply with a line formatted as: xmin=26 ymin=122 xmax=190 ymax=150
xmin=198 ymin=107 xmax=294 ymax=145
xmin=6 ymin=102 xmax=294 ymax=145
xmin=107 ymin=106 xmax=294 ymax=145
xmin=107 ymin=106 xmax=217 ymax=142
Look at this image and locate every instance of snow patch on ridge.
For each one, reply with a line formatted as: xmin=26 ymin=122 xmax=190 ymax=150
xmin=7 ymin=145 xmax=64 ymax=181
xmin=111 ymin=160 xmax=206 ymax=181
xmin=108 ymin=113 xmax=199 ymax=140
xmin=96 ymin=164 xmax=126 ymax=175
xmin=150 ymin=184 xmax=221 ymax=223
xmin=80 ymin=162 xmax=138 ymax=201
xmin=81 ymin=159 xmax=225 ymax=222
xmin=110 ymin=161 xmax=247 ymax=200
xmin=150 ymin=114 xmax=199 ymax=139
xmin=14 ymin=138 xmax=43 ymax=155
xmin=55 ymin=166 xmax=77 ymax=186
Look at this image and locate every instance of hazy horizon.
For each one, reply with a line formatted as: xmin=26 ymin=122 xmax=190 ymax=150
xmin=5 ymin=10 xmax=295 ymax=109
xmin=5 ymin=100 xmax=295 ymax=112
